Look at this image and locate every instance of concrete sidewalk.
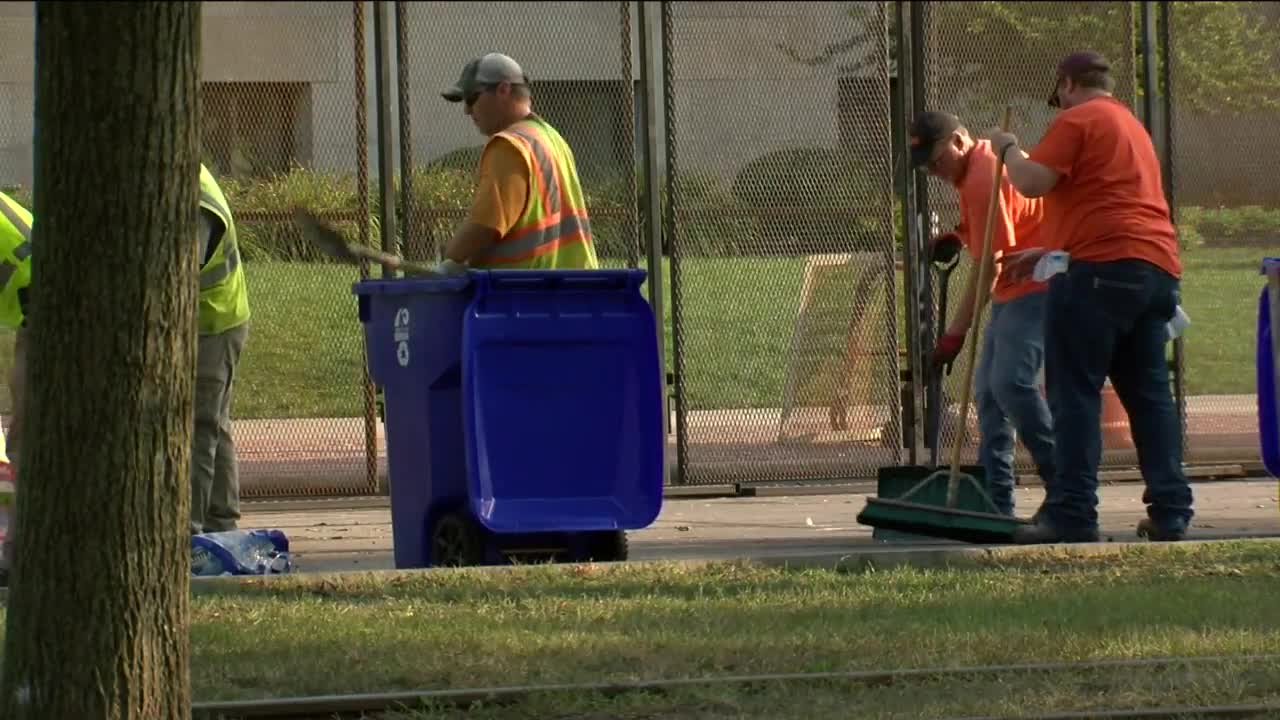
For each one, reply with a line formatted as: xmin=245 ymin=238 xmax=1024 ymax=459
xmin=231 ymin=393 xmax=1265 ymax=495
xmin=241 ymin=478 xmax=1280 ymax=574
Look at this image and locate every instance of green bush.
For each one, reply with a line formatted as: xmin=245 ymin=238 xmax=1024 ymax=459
xmin=731 ymin=147 xmax=895 ymax=256
xmin=1174 ymin=205 xmax=1280 ymax=248
xmin=1189 ymin=205 xmax=1280 ymax=244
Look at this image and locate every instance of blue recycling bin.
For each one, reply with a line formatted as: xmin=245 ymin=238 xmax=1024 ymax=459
xmin=355 ymin=269 xmax=665 ymax=568
xmin=1259 ymin=257 xmax=1280 ymax=478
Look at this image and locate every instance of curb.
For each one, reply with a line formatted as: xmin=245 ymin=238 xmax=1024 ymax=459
xmin=4 ymin=536 xmax=1278 ymax=603
xmin=181 ymin=534 xmax=1280 ymax=596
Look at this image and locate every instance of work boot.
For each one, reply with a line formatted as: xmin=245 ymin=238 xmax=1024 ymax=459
xmin=1136 ymin=518 xmax=1187 ymax=542
xmin=1012 ymin=519 xmax=1100 ymax=545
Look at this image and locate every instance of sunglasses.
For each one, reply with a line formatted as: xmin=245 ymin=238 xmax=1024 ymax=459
xmin=464 ymin=83 xmax=499 ymax=107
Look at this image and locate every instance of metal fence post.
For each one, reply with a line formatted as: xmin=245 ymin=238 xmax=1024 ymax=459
xmin=353 ymin=1 xmax=381 ymax=495
xmin=659 ymin=1 xmax=687 ymax=486
xmin=638 ymin=0 xmax=669 ymax=486
xmin=621 ymin=2 xmax=640 ymax=270
xmin=373 ymin=0 xmax=397 ymax=278
xmin=894 ymin=0 xmax=921 ymax=466
xmin=1156 ymin=0 xmax=1188 ymax=454
xmin=395 ymin=0 xmax=412 ymax=263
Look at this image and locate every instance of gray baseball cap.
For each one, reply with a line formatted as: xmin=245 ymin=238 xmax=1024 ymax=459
xmin=442 ymin=53 xmax=529 ymax=102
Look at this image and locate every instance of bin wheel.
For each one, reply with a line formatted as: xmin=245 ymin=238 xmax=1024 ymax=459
xmin=430 ymin=512 xmax=484 ymax=567
xmin=581 ymin=530 xmax=628 ymax=563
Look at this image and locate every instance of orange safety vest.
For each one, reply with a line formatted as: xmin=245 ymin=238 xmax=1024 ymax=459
xmin=476 ymin=114 xmax=599 ymax=270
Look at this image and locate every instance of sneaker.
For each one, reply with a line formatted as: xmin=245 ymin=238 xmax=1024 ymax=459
xmin=1013 ymin=520 xmax=1101 ymax=545
xmin=1136 ymin=518 xmax=1187 ymax=542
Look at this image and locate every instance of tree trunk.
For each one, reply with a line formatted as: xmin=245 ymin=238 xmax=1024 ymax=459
xmin=0 ymin=3 xmax=200 ymax=718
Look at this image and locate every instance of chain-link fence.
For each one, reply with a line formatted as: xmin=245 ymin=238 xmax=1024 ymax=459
xmin=201 ymin=1 xmax=378 ymax=498
xmin=0 ymin=1 xmax=380 ymax=497
xmin=662 ymin=2 xmax=899 ymax=485
xmin=1167 ymin=0 xmax=1277 ymax=468
xmin=915 ymin=0 xmax=1140 ymax=475
xmin=0 ymin=1 xmax=1268 ymax=499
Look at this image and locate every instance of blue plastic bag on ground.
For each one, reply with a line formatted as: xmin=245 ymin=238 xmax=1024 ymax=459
xmin=191 ymin=529 xmax=292 ymax=577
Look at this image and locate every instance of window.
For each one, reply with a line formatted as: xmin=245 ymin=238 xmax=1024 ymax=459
xmin=202 ymin=82 xmax=312 ymax=178
xmin=529 ymin=79 xmax=632 ymax=186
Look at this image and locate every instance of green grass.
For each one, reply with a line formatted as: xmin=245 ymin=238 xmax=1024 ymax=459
xmin=7 ymin=541 xmax=1278 ymax=717
xmin=223 ymin=243 xmax=1264 ymax=419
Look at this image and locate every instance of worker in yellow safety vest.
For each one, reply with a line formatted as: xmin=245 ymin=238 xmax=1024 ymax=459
xmin=192 ymin=164 xmax=251 ymax=535
xmin=440 ymin=53 xmax=599 ymax=270
xmin=0 ymin=191 xmax=32 ymax=468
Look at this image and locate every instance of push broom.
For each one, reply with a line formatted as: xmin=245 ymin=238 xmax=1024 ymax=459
xmin=856 ymin=106 xmax=1032 ymax=544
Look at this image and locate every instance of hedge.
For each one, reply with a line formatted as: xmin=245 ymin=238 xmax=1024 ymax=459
xmin=1 ymin=163 xmax=1274 ymax=260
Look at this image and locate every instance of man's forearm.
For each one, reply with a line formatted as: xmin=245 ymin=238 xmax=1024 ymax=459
xmin=1001 ymin=148 xmax=1059 ymax=198
xmin=445 ymin=223 xmax=501 ymax=264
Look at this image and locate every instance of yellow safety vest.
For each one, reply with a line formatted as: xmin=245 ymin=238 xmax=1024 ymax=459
xmin=475 ymin=114 xmax=599 ymax=270
xmin=0 ymin=192 xmax=32 ymax=331
xmin=198 ymin=165 xmax=250 ymax=335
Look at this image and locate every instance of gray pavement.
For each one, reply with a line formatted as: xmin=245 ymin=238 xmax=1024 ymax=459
xmin=240 ymin=478 xmax=1280 ymax=574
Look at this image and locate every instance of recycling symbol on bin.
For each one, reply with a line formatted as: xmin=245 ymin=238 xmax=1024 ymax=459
xmin=393 ymin=307 xmax=411 ymax=368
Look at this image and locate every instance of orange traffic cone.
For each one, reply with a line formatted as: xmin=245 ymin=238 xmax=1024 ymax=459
xmin=1100 ymin=380 xmax=1134 ymax=449
xmin=1037 ymin=377 xmax=1133 ymax=449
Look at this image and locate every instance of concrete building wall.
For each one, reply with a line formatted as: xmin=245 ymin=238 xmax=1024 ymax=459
xmin=0 ymin=1 xmax=867 ymax=194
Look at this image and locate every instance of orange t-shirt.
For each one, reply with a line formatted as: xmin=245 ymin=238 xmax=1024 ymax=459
xmin=467 ymin=136 xmax=530 ymax=237
xmin=953 ymin=139 xmax=1048 ymax=304
xmin=1026 ymin=96 xmax=1181 ymax=278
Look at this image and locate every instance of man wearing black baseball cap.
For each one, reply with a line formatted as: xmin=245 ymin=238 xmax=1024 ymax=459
xmin=909 ymin=111 xmax=1055 ymax=518
xmin=437 ymin=52 xmax=599 ymax=270
xmin=987 ymin=50 xmax=1193 ymax=544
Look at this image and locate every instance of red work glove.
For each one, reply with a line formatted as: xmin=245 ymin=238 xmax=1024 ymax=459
xmin=931 ymin=332 xmax=966 ymax=375
xmin=929 ymin=232 xmax=963 ymax=265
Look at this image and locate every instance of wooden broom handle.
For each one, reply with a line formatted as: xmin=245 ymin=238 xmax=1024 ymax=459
xmin=948 ymin=106 xmax=1014 ymax=480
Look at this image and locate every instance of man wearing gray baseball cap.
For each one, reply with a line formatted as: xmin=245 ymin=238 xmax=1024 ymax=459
xmin=438 ymin=52 xmax=599 ymax=270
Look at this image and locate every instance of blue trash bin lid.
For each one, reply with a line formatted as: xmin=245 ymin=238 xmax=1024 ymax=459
xmin=459 ymin=270 xmax=665 ymax=534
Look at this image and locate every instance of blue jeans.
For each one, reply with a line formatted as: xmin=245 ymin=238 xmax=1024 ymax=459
xmin=975 ymin=291 xmax=1056 ymax=515
xmin=1041 ymin=259 xmax=1194 ymax=533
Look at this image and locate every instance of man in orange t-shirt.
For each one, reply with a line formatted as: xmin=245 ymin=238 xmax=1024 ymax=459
xmin=989 ymin=51 xmax=1192 ymax=544
xmin=910 ymin=112 xmax=1055 ymax=516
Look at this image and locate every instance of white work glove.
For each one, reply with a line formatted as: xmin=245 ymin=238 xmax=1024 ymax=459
xmin=434 ymin=259 xmax=467 ymax=276
xmin=1167 ymin=305 xmax=1190 ymax=340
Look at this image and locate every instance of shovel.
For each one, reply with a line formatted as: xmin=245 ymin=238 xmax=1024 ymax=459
xmin=291 ymin=208 xmax=463 ymax=277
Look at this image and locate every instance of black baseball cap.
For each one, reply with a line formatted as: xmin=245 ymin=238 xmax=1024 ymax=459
xmin=908 ymin=111 xmax=962 ymax=168
xmin=1049 ymin=50 xmax=1110 ymax=107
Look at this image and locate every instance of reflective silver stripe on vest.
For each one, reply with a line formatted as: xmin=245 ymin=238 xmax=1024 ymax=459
xmin=198 ymin=190 xmax=239 ymax=290
xmin=0 ymin=197 xmax=31 ymax=242
xmin=0 ymin=197 xmax=31 ymax=289
xmin=199 ymin=191 xmax=225 ymax=215
xmin=483 ymin=213 xmax=591 ymax=263
xmin=506 ymin=124 xmax=562 ymax=217
xmin=200 ymin=241 xmax=239 ymax=290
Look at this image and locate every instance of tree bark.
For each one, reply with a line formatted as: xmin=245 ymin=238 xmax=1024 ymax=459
xmin=0 ymin=2 xmax=200 ymax=718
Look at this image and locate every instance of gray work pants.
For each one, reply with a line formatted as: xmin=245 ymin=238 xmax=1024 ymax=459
xmin=191 ymin=322 xmax=249 ymax=535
